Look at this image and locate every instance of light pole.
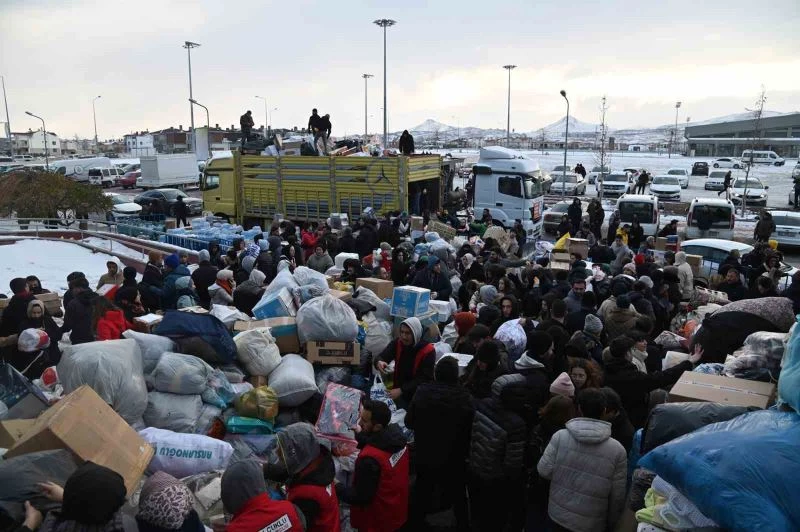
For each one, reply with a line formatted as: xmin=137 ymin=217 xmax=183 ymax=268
xmin=255 ymin=95 xmax=268 ymax=136
xmin=560 ymin=90 xmax=570 ymax=199
xmin=670 ymin=101 xmax=682 ymax=159
xmin=1 ymin=76 xmax=12 ymax=157
xmin=25 ymin=111 xmax=48 ymax=167
xmin=373 ymin=19 xmax=396 ymax=148
xmin=503 ymin=65 xmax=516 ymax=148
xmin=92 ymin=95 xmax=102 ymax=153
xmin=362 ymin=73 xmax=373 ymax=138
xmin=183 ymin=41 xmax=200 ymax=154
xmin=269 ymin=108 xmax=277 ymax=129
xmin=189 ymin=98 xmax=211 ymax=159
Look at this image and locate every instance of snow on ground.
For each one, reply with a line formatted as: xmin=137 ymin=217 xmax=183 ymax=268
xmin=81 ymin=236 xmax=150 ymax=261
xmin=0 ymin=239 xmax=119 ymax=294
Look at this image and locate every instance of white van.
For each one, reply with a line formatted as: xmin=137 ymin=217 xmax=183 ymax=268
xmin=685 ymin=198 xmax=735 ymax=240
xmin=50 ymin=157 xmax=112 ymax=182
xmin=472 ymin=146 xmax=546 ymax=241
xmin=741 ymin=150 xmax=785 ymax=166
xmin=88 ymin=166 xmax=124 ymax=187
xmin=616 ymin=194 xmax=660 ymax=237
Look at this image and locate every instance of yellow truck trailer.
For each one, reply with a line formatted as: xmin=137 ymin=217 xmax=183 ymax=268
xmin=201 ymin=151 xmax=443 ymax=226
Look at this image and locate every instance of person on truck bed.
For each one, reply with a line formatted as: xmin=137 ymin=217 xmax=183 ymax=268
xmin=240 ymin=110 xmax=254 ymax=147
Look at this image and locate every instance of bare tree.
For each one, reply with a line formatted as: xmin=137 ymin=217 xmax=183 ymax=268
xmin=739 ymin=87 xmax=767 ymax=216
xmin=593 ymin=96 xmax=610 ymax=201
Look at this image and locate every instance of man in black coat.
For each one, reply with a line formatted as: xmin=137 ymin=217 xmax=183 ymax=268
xmin=411 ymin=257 xmax=452 ymax=301
xmin=406 ymin=357 xmax=474 ymax=530
xmin=174 ymin=196 xmax=188 ymax=227
xmin=240 ymin=110 xmax=254 ymax=146
xmin=399 ymin=130 xmax=415 ymax=155
xmin=192 ymin=249 xmax=219 ymax=309
xmin=356 ymin=220 xmax=378 ymax=259
xmin=0 ymin=278 xmax=35 ymax=337
xmin=59 ymin=278 xmax=96 ymax=345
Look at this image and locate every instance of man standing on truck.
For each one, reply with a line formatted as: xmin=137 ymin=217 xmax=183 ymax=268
xmin=307 ymin=108 xmax=321 ymax=134
xmin=240 ymin=110 xmax=254 ymax=147
xmin=316 ymin=114 xmax=332 ymax=156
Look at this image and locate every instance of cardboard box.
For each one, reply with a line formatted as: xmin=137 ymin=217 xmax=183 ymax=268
xmin=252 ymin=287 xmax=297 ymax=320
xmin=410 ymin=216 xmax=425 ymax=231
xmin=328 ymin=289 xmax=352 ymax=302
xmin=390 ymin=286 xmax=431 ymax=318
xmin=355 ymin=278 xmax=394 ymax=300
xmin=685 ymin=254 xmax=703 ymax=275
xmin=234 ymin=317 xmax=300 ymax=354
xmin=567 ymin=238 xmax=589 ymax=260
xmin=134 ymin=313 xmax=163 ymax=330
xmin=306 ymin=341 xmax=360 ymax=365
xmin=0 ymin=419 xmax=37 ymax=449
xmin=34 ymin=292 xmax=62 ymax=315
xmin=7 ymin=385 xmax=154 ymax=495
xmin=0 ymin=364 xmax=49 ymax=420
xmin=669 ymin=371 xmax=776 ymax=409
xmin=325 ymin=275 xmax=337 ymax=289
xmin=655 ymin=237 xmax=668 ymax=251
xmin=550 ymin=250 xmax=571 ymax=271
xmin=429 ymin=300 xmax=452 ymax=323
xmin=427 ymin=220 xmax=457 ymax=241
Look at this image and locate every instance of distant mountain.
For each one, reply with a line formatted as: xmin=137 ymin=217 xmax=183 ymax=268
xmin=537 ymin=116 xmax=600 ymax=135
xmin=410 ymin=118 xmax=455 ymax=133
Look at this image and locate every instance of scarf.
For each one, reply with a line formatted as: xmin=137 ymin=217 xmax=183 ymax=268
xmin=138 ymin=472 xmax=195 ymax=530
xmin=216 ymin=279 xmax=234 ymax=295
xmin=39 ymin=512 xmax=125 ymax=532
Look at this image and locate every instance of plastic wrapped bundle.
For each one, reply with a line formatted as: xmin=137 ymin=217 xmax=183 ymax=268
xmin=315 ymin=382 xmax=363 ymax=436
xmin=296 ymin=294 xmax=358 ymax=343
xmin=151 ymin=352 xmax=210 ymax=395
xmin=363 ymin=313 xmax=393 ymax=357
xmin=139 ymin=428 xmax=234 ymax=478
xmin=122 ymin=330 xmax=175 ymax=374
xmin=494 ymin=319 xmax=527 ymax=361
xmin=268 ymin=354 xmax=317 ymax=407
xmin=315 ymin=366 xmax=353 ymax=394
xmin=293 ymin=266 xmax=330 ymax=293
xmin=234 ymin=328 xmax=281 ymax=377
xmin=724 ymin=331 xmax=787 ymax=378
xmin=234 ymin=386 xmax=279 ymax=422
xmin=143 ymin=391 xmax=203 ymax=433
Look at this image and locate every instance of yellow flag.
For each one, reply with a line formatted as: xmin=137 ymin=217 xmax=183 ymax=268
xmin=554 ymin=232 xmax=571 ymax=250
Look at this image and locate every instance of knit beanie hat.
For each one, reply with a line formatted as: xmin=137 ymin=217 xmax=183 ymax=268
xmin=584 ymin=314 xmax=603 ymax=335
xmin=122 ymin=266 xmax=137 ymax=281
xmin=623 ymin=262 xmax=637 ymax=275
xmin=550 ymin=372 xmax=575 ymax=398
xmin=198 ymin=249 xmax=211 ymax=262
xmin=525 ymin=330 xmax=553 ymax=360
xmin=164 ymin=254 xmax=180 ymax=269
xmin=639 ymin=275 xmax=654 ymax=289
xmin=616 ymin=294 xmax=631 ymax=309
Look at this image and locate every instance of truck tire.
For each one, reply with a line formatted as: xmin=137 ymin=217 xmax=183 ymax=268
xmin=214 ymin=213 xmax=230 ymax=223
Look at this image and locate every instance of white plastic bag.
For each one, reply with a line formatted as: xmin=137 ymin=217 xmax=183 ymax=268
xmin=143 ymin=391 xmax=202 ymax=433
xmin=122 ymin=330 xmax=175 ymax=374
xmin=58 ymin=339 xmax=148 ymax=425
xmin=209 ymin=305 xmax=248 ymax=328
xmin=354 ymin=287 xmax=391 ymax=321
xmin=434 ymin=341 xmax=452 ymax=362
xmin=296 ymin=294 xmax=358 ymax=343
xmin=139 ymin=427 xmax=234 ymax=478
xmin=494 ymin=319 xmax=527 ymax=360
xmin=152 ymin=352 xmax=210 ymax=395
xmin=441 ymin=321 xmax=458 ymax=348
xmin=293 ymin=266 xmax=330 ymax=293
xmin=335 ymin=253 xmax=359 ymax=270
xmin=363 ymin=313 xmax=393 ymax=356
xmin=370 ymin=374 xmax=397 ymax=413
xmin=267 ymin=354 xmax=317 ymax=407
xmin=264 ymin=268 xmax=299 ymax=298
xmin=234 ymin=328 xmax=281 ymax=377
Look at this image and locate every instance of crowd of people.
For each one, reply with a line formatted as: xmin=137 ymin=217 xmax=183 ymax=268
xmin=2 ymin=205 xmax=798 ymax=532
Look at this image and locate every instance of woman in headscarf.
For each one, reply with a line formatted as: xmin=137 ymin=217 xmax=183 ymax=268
xmin=469 ymin=284 xmax=498 ymax=312
xmin=391 ymin=248 xmax=411 ymax=287
xmin=233 ymin=268 xmax=266 ymax=316
xmin=452 ymin=311 xmax=477 ymax=354
xmin=207 ymin=270 xmax=235 ymax=306
xmin=37 ymin=462 xmax=132 ymax=532
xmin=374 ymin=316 xmax=435 ymax=408
xmin=221 ymin=460 xmax=305 ymax=532
xmin=137 ymin=472 xmax=204 ymax=532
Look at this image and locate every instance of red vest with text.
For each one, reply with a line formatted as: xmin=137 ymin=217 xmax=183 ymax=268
xmin=227 ymin=493 xmax=304 ymax=532
xmin=288 ymin=478 xmax=341 ymax=532
xmin=393 ymin=342 xmax=434 ymax=389
xmin=349 ymin=443 xmax=410 ymax=532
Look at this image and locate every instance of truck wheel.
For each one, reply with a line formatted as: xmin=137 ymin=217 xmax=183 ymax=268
xmin=214 ymin=213 xmax=230 ymax=223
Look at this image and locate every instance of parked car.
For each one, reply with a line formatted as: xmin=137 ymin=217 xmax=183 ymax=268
xmin=649 ymin=175 xmax=682 ymax=201
xmin=685 ymin=198 xmax=735 ymax=240
xmin=119 ymin=170 xmax=141 ymax=189
xmin=134 ymin=188 xmax=203 ymax=216
xmin=0 ymin=164 xmax=23 ymax=173
xmin=665 ymin=168 xmax=690 ymax=189
xmin=597 ymin=171 xmax=633 ymax=197
xmin=704 ymin=169 xmax=735 ymax=191
xmin=88 ymin=166 xmax=124 ymax=187
xmin=542 ymin=200 xmax=588 ymax=234
xmin=712 ymin=157 xmax=745 ymax=169
xmin=691 ymin=162 xmax=709 ymax=176
xmin=586 ymin=165 xmax=610 ymax=185
xmin=769 ymin=211 xmax=800 ymax=247
xmin=104 ymin=192 xmax=143 ymax=221
xmin=550 ymin=173 xmax=586 ymax=196
xmin=730 ymin=177 xmax=768 ymax=207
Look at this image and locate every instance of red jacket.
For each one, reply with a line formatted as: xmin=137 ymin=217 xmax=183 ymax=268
xmin=288 ymin=481 xmax=340 ymax=532
xmin=350 ymin=443 xmax=410 ymax=532
xmin=227 ymin=493 xmax=304 ymax=532
xmin=301 ymin=230 xmax=318 ymax=261
xmin=95 ymin=309 xmax=131 ymax=341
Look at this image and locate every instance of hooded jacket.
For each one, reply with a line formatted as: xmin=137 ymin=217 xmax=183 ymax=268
xmin=604 ymin=305 xmax=640 ymax=342
xmin=511 ymin=354 xmax=551 ymax=427
xmin=191 ymin=257 xmax=218 ymax=308
xmin=174 ymin=276 xmax=199 ymax=310
xmin=208 ymin=271 xmax=235 ymax=306
xmin=674 ymin=252 xmax=694 ymax=299
xmin=95 ymin=309 xmax=131 ymax=341
xmin=233 ymin=269 xmax=266 ymax=316
xmin=96 ymin=257 xmax=125 ymax=289
xmin=60 ymin=290 xmax=97 ymax=345
xmin=306 ymin=251 xmax=334 ymax=274
xmin=337 ymin=228 xmax=357 ymax=254
xmin=222 ymin=461 xmax=305 ymax=532
xmin=139 ymin=261 xmax=164 ymax=311
xmin=411 ymin=257 xmax=453 ymax=301
xmin=375 ymin=317 xmax=435 ymax=403
xmin=161 ymin=264 xmax=191 ymax=310
xmin=537 ymin=418 xmax=627 ymax=532
xmin=0 ymin=290 xmax=35 ymax=336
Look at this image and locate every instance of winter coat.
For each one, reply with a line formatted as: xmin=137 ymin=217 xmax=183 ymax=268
xmin=782 ymin=281 xmax=800 ymax=315
xmin=60 ymin=290 xmax=96 ymax=345
xmin=469 ymin=374 xmax=529 ymax=481
xmin=356 ymin=224 xmax=378 ymax=258
xmin=375 ymin=339 xmax=435 ymax=404
xmin=628 ymin=292 xmax=655 ymax=321
xmin=675 ymin=255 xmax=694 ymax=300
xmin=256 ymin=250 xmax=276 ymax=283
xmin=96 ymin=257 xmax=125 ymax=289
xmin=537 ymin=418 xmax=627 ymax=532
xmin=405 ymin=382 xmax=475 ymax=468
xmin=512 ymin=355 xmax=552 ymax=427
xmin=191 ymin=263 xmax=218 ymax=307
xmin=604 ymin=306 xmax=640 ymax=342
xmin=754 ymin=216 xmax=776 ymax=241
xmin=306 ymin=252 xmax=334 ymax=274
xmin=285 ymin=446 xmax=340 ymax=532
xmin=568 ymin=203 xmax=582 ymax=226
xmin=233 ymin=273 xmax=266 ymax=316
xmin=603 ymin=357 xmax=693 ymax=428
xmin=337 ymin=233 xmax=357 ymax=255
xmin=139 ymin=262 xmax=164 ymax=311
xmin=0 ymin=292 xmax=35 ymax=336
xmin=628 ymin=225 xmax=644 ymax=251
xmin=411 ymin=269 xmax=453 ymax=301
xmin=399 ymin=133 xmax=415 ymax=155
xmin=208 ymin=282 xmax=234 ymax=306
xmin=95 ymin=309 xmax=131 ymax=341
xmin=563 ymin=290 xmax=583 ymax=314
xmin=161 ymin=265 xmax=191 ymax=310
xmin=718 ymin=280 xmax=747 ymax=302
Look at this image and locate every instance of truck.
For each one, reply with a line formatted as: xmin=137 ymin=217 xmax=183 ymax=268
xmin=201 ymin=151 xmax=442 ymax=226
xmin=472 ymin=146 xmax=545 ymax=241
xmin=139 ymin=154 xmax=200 ymax=190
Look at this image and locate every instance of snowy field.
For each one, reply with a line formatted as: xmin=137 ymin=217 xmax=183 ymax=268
xmin=443 ymin=148 xmax=798 ymax=209
xmin=0 ymin=239 xmax=124 ymax=294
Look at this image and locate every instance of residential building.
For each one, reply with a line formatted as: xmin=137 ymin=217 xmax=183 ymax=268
xmin=124 ymin=132 xmax=156 ymax=156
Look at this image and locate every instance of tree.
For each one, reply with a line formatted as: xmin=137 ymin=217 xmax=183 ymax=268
xmin=739 ymin=87 xmax=767 ymax=216
xmin=593 ymin=96 xmax=611 ymax=201
xmin=0 ymin=169 xmax=111 ymax=225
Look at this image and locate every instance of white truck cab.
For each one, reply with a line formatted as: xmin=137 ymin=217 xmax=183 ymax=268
xmin=472 ymin=146 xmax=545 ymax=241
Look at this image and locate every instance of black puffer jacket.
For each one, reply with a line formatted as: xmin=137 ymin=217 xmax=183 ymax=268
xmin=405 ymin=382 xmax=474 ymax=468
xmin=191 ymin=263 xmax=218 ymax=308
xmin=60 ymin=290 xmax=97 ymax=345
xmin=469 ymin=374 xmax=528 ymax=481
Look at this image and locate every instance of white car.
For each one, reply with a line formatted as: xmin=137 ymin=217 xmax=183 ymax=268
xmin=712 ymin=157 xmax=745 ymax=169
xmin=551 ymin=172 xmax=586 ymax=196
xmin=587 ymin=165 xmax=610 ymax=185
xmin=730 ymin=177 xmax=768 ymax=207
xmin=104 ymin=192 xmax=143 ymax=220
xmin=664 ymin=168 xmax=689 ymax=189
xmin=598 ymin=171 xmax=633 ymax=196
xmin=704 ymin=169 xmax=735 ymax=191
xmin=770 ymin=211 xmax=800 ymax=247
xmin=649 ymin=175 xmax=682 ymax=201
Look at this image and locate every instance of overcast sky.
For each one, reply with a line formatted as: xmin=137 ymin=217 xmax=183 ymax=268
xmin=1 ymin=0 xmax=798 ymax=140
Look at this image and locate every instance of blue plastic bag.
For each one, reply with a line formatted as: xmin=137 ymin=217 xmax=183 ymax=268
xmin=779 ymin=319 xmax=800 ymax=412
xmin=639 ymin=409 xmax=800 ymax=532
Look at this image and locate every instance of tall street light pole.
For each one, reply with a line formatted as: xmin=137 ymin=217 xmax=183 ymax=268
xmin=503 ymin=65 xmax=516 ymax=148
xmin=670 ymin=101 xmax=682 ymax=159
xmin=25 ymin=111 xmax=48 ymax=167
xmin=189 ymin=98 xmax=211 ymax=159
xmin=255 ymin=95 xmax=268 ymax=136
xmin=362 ymin=73 xmax=373 ymax=139
xmin=183 ymin=41 xmax=201 ymax=154
xmin=373 ymin=19 xmax=396 ymax=149
xmin=270 ymin=108 xmax=277 ymax=129
xmin=560 ymin=90 xmax=570 ymax=199
xmin=1 ymin=76 xmax=12 ymax=157
xmin=92 ymin=95 xmax=102 ymax=153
